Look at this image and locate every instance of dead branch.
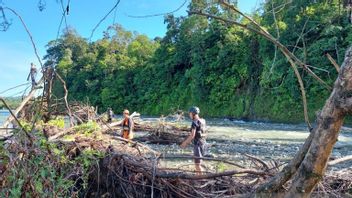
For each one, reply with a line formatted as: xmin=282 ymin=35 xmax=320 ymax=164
xmin=89 ymin=0 xmax=120 ymax=41
xmin=217 ymin=0 xmax=330 ymax=89
xmin=283 ymin=46 xmax=352 ymax=197
xmin=55 ymin=71 xmax=74 ymax=127
xmin=47 ymin=127 xmax=75 ymax=141
xmin=125 ymin=0 xmax=187 ymax=18
xmin=0 ymin=97 xmax=32 ymax=143
xmin=244 ymin=154 xmax=270 ymax=170
xmin=326 ymin=53 xmax=340 ymax=72
xmin=1 ymin=79 xmax=43 ymax=128
xmin=0 ymin=82 xmax=31 ymax=95
xmin=160 ymin=154 xmax=246 ymax=169
xmin=328 ymin=155 xmax=352 ymax=166
xmin=1 ymin=7 xmax=43 ymax=68
xmin=155 ymin=169 xmax=271 ymax=180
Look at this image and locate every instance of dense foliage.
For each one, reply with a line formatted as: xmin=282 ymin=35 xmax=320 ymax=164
xmin=46 ymin=0 xmax=352 ymax=123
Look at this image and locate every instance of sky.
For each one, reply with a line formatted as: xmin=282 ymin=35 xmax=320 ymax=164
xmin=0 ymin=0 xmax=261 ymax=97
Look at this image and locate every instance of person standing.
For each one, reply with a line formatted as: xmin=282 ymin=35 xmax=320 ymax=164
xmin=107 ymin=107 xmax=114 ymax=123
xmin=180 ymin=106 xmax=206 ymax=174
xmin=27 ymin=63 xmax=37 ymax=87
xmin=118 ymin=109 xmax=134 ymax=140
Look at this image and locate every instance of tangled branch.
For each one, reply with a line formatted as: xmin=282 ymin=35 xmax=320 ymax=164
xmin=125 ymin=0 xmax=188 ymax=18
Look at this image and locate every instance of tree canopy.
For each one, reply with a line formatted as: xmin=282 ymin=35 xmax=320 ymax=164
xmin=46 ymin=0 xmax=352 ymax=123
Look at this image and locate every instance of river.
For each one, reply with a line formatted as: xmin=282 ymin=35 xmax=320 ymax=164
xmin=0 ymin=109 xmax=9 ymax=124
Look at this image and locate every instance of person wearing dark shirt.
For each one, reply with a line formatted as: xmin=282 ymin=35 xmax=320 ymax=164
xmin=180 ymin=106 xmax=206 ymax=174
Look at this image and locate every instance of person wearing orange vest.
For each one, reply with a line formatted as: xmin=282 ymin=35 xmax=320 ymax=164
xmin=118 ymin=109 xmax=134 ymax=140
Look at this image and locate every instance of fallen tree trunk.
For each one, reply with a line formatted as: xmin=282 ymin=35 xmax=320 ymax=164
xmin=47 ymin=127 xmax=75 ymax=141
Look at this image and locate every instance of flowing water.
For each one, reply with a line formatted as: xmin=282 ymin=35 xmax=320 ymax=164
xmin=0 ymin=109 xmax=13 ymax=136
xmin=0 ymin=109 xmax=9 ymax=124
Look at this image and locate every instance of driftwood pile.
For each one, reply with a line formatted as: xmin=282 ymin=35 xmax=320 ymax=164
xmin=37 ymin=123 xmax=277 ymax=197
xmin=134 ymin=122 xmax=190 ymax=144
xmin=86 ymin=150 xmax=263 ymax=197
xmin=69 ymin=102 xmax=96 ymax=124
xmin=42 ymin=124 xmax=352 ymax=197
xmin=314 ymin=168 xmax=352 ymax=197
xmin=1 ymin=115 xmax=352 ymax=197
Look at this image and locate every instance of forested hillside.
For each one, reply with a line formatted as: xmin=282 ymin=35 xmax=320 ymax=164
xmin=46 ymin=0 xmax=352 ymax=122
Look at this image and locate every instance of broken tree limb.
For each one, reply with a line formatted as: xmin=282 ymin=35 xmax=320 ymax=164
xmin=244 ymin=154 xmax=270 ymax=170
xmin=0 ymin=97 xmax=33 ymax=143
xmin=1 ymin=7 xmax=44 ymax=68
xmin=0 ymin=133 xmax=13 ymax=141
xmin=160 ymin=154 xmax=246 ymax=169
xmin=326 ymin=53 xmax=340 ymax=72
xmin=47 ymin=127 xmax=75 ymax=141
xmin=110 ymin=136 xmax=159 ymax=155
xmin=1 ymin=78 xmax=42 ymax=128
xmin=155 ymin=169 xmax=271 ymax=180
xmin=328 ymin=155 xmax=352 ymax=166
xmin=55 ymin=71 xmax=74 ymax=127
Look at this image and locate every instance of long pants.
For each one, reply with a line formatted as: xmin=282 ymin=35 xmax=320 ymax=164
xmin=122 ymin=130 xmax=133 ymax=140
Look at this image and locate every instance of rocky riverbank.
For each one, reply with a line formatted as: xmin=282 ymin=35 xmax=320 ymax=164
xmin=137 ymin=119 xmax=352 ymax=171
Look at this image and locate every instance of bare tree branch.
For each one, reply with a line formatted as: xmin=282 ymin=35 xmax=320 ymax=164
xmin=218 ymin=0 xmax=330 ymax=90
xmin=190 ymin=10 xmax=312 ymax=128
xmin=156 ymin=169 xmax=271 ymax=180
xmin=125 ymin=0 xmax=188 ymax=18
xmin=55 ymin=71 xmax=74 ymax=127
xmin=1 ymin=7 xmax=43 ymax=69
xmin=0 ymin=97 xmax=33 ymax=144
xmin=89 ymin=0 xmax=120 ymax=41
xmin=326 ymin=53 xmax=340 ymax=73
